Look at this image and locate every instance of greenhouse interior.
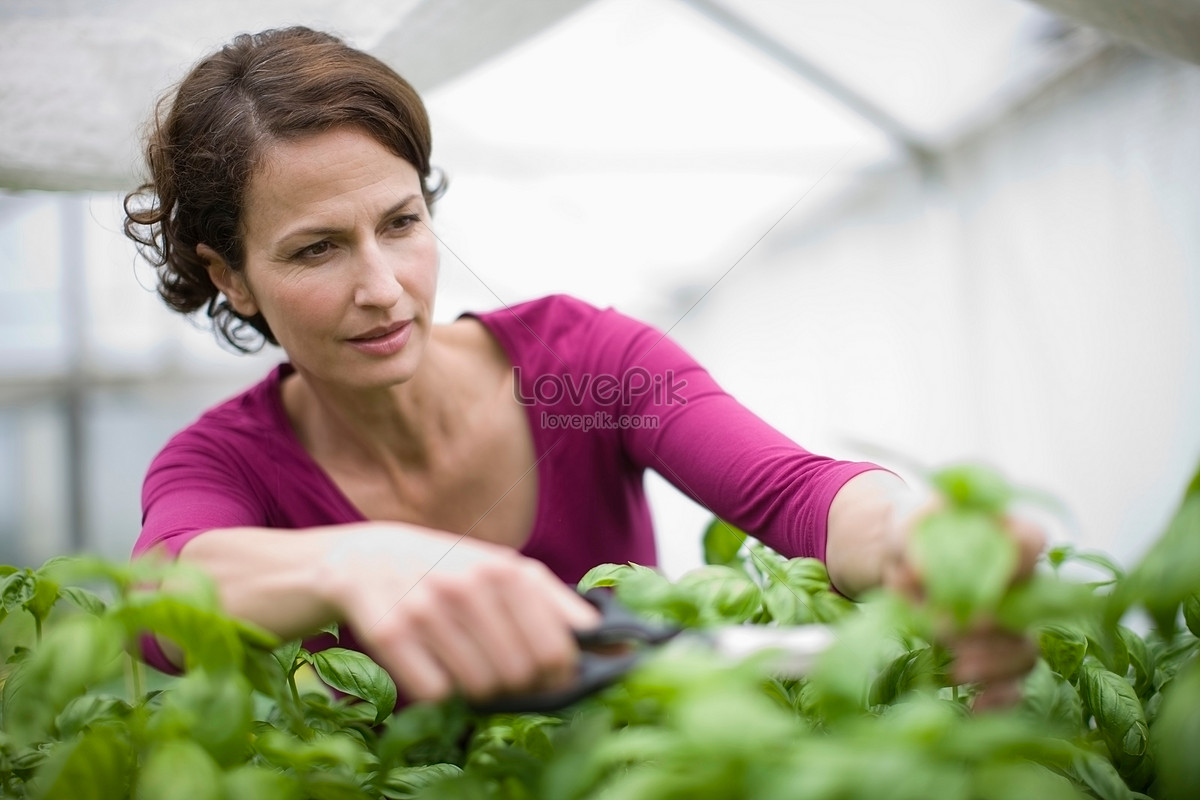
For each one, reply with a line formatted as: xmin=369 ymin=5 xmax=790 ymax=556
xmin=2 ymin=0 xmax=1200 ymax=796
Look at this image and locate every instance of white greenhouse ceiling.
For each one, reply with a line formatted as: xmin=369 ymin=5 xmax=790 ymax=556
xmin=1 ymin=0 xmax=1198 ymax=193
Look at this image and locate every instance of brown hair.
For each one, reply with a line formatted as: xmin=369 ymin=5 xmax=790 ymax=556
xmin=124 ymin=26 xmax=446 ymax=351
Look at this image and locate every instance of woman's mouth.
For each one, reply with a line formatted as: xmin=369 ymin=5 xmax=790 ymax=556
xmin=347 ymin=320 xmax=413 ymax=357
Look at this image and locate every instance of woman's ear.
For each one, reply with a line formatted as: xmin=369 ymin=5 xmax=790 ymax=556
xmin=197 ymin=243 xmax=259 ymax=317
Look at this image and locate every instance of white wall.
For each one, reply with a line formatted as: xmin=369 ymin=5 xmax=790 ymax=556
xmin=651 ymin=45 xmax=1200 ymax=574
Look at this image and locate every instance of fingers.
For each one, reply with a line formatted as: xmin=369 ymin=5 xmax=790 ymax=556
xmin=349 ymin=553 xmax=599 ymax=705
xmin=947 ymin=625 xmax=1039 ymax=712
xmin=1003 ymin=513 xmax=1048 ymax=580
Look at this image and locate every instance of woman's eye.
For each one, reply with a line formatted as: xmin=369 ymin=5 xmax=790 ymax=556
xmin=295 ymin=241 xmax=331 ymax=259
xmin=390 ymin=214 xmax=421 ymax=230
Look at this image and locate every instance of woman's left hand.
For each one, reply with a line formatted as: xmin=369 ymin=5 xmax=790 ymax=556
xmin=882 ymin=505 xmax=1047 ymax=711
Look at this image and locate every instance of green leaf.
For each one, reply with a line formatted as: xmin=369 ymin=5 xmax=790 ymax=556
xmin=1 ymin=569 xmax=35 ymax=612
xmin=54 ymin=695 xmax=131 ymax=739
xmin=24 ymin=574 xmax=60 ymax=624
xmin=674 ymin=565 xmax=762 ymax=624
xmin=1118 ymin=626 xmax=1156 ymax=696
xmin=273 ymin=638 xmax=304 ymax=675
xmin=311 ymin=648 xmax=397 ymax=724
xmin=1183 ymin=594 xmax=1200 ymax=639
xmin=1020 ymin=660 xmax=1084 ymax=734
xmin=1069 ymin=745 xmax=1133 ymax=800
xmin=156 ymin=670 xmax=255 ymax=767
xmin=810 ymin=590 xmax=856 ymax=624
xmin=613 ymin=569 xmax=696 ymax=625
xmin=302 ymin=771 xmax=374 ymax=800
xmin=254 ymin=729 xmax=373 ymax=773
xmin=928 ymin=463 xmax=1014 ymax=515
xmin=38 ymin=554 xmax=165 ymax=596
xmin=1079 ymin=662 xmax=1149 ymax=759
xmin=972 ymin=761 xmax=1088 ymax=800
xmin=702 ymin=519 xmax=747 ymax=567
xmin=1038 ymin=624 xmax=1088 ymax=680
xmin=114 ymin=593 xmax=246 ymax=673
xmin=222 ymin=765 xmax=303 ymax=800
xmin=910 ymin=509 xmax=1018 ymax=628
xmin=1068 ymin=551 xmax=1127 ymax=581
xmin=576 ymin=562 xmax=657 ymax=593
xmin=381 ymin=764 xmax=464 ymax=798
xmin=761 ymin=582 xmax=815 ymax=625
xmin=996 ymin=573 xmax=1102 ymax=630
xmin=1152 ymin=659 xmax=1200 ymax=800
xmin=34 ymin=724 xmax=134 ymax=800
xmin=59 ymin=586 xmax=107 ymax=616
xmin=378 ymin=699 xmax=469 ymax=770
xmin=3 ymin=614 xmax=123 ymax=745
xmin=1120 ymin=493 xmax=1200 ymax=635
xmin=243 ymin=644 xmax=289 ymax=700
xmin=744 ymin=542 xmax=789 ymax=586
xmin=778 ymin=558 xmax=833 ymax=593
xmin=1085 ymin=623 xmax=1130 ymax=678
xmin=135 ymin=739 xmax=223 ymax=800
xmin=869 ymin=647 xmax=941 ymax=706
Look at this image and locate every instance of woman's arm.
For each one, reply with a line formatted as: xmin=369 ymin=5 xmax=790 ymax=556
xmin=824 ymin=469 xmax=910 ymax=600
xmin=162 ymin=521 xmax=600 ymax=703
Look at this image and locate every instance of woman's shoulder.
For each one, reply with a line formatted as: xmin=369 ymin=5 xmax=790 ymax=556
xmin=462 ymin=293 xmax=655 ymax=360
xmin=463 ymin=293 xmax=604 ymax=330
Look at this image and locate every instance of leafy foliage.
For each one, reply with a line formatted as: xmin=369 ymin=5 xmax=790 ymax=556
xmin=0 ymin=462 xmax=1197 ymax=798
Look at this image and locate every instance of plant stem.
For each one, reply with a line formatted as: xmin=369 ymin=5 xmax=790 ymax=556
xmin=126 ymin=651 xmax=144 ymax=704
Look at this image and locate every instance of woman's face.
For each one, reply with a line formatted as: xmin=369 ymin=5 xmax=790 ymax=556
xmin=213 ymin=127 xmax=439 ymax=391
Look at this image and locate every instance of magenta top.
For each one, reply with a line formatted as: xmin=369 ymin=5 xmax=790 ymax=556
xmin=135 ymin=294 xmax=879 ymax=671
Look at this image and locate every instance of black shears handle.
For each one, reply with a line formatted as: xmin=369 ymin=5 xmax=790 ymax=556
xmin=470 ymin=588 xmax=680 ymax=714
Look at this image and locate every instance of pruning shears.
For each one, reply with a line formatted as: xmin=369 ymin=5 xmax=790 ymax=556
xmin=472 ymin=588 xmax=835 ymax=714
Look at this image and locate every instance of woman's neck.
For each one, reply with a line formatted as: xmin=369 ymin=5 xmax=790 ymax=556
xmin=282 ymin=332 xmax=462 ymax=473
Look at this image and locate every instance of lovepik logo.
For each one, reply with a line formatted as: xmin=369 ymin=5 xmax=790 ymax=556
xmin=512 ymin=367 xmax=688 ymax=407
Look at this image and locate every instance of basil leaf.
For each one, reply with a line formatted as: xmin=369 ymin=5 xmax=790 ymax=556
xmin=1020 ymin=660 xmax=1084 ymax=735
xmin=1038 ymin=624 xmax=1088 ymax=680
xmin=2 ymin=614 xmax=123 ymax=745
xmin=222 ymin=765 xmax=303 ymax=800
xmin=55 ymin=694 xmax=131 ymax=740
xmin=59 ymin=585 xmax=108 ymax=616
xmin=761 ymin=582 xmax=815 ymax=625
xmin=273 ymin=638 xmax=305 ymax=676
xmin=1121 ymin=493 xmax=1200 ymax=635
xmin=928 ymin=463 xmax=1014 ymax=515
xmin=1118 ymin=626 xmax=1156 ymax=696
xmin=1069 ymin=745 xmax=1133 ymax=800
xmin=136 ymin=739 xmax=223 ymax=800
xmin=576 ymin=562 xmax=656 ymax=593
xmin=701 ymin=519 xmax=747 ymax=567
xmin=383 ymin=763 xmax=464 ymax=797
xmin=311 ymin=647 xmax=397 ymax=724
xmin=36 ymin=724 xmax=134 ymax=800
xmin=158 ymin=670 xmax=255 ymax=767
xmin=1151 ymin=659 xmax=1200 ymax=800
xmin=910 ymin=509 xmax=1018 ymax=627
xmin=674 ymin=566 xmax=761 ymax=624
xmin=1079 ymin=662 xmax=1149 ymax=758
xmin=1184 ymin=593 xmax=1200 ymax=639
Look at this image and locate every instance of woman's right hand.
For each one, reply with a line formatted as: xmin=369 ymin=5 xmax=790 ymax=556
xmin=317 ymin=524 xmax=601 ymax=704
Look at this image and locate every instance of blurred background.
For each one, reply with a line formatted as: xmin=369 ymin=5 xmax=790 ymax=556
xmin=1 ymin=0 xmax=1198 ymax=576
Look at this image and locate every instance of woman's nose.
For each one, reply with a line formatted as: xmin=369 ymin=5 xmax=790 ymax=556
xmin=353 ymin=243 xmax=404 ymax=309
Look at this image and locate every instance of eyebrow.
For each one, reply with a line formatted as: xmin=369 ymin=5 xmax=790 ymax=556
xmin=276 ymin=194 xmax=421 ymax=242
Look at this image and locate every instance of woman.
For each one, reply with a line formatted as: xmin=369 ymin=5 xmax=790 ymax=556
xmin=127 ymin=26 xmax=1041 ymax=709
